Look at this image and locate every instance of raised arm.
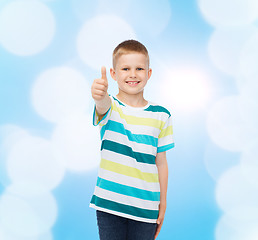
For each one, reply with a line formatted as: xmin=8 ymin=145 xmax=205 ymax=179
xmin=91 ymin=66 xmax=111 ymax=119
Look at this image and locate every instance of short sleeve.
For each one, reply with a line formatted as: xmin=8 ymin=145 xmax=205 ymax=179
xmin=157 ymin=116 xmax=174 ymax=153
xmin=93 ymin=96 xmax=113 ymax=126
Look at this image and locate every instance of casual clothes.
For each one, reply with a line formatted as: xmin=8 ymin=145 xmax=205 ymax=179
xmin=90 ymin=95 xmax=174 ymax=223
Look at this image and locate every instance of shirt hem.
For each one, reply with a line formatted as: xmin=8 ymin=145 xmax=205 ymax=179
xmin=89 ymin=203 xmax=157 ymax=223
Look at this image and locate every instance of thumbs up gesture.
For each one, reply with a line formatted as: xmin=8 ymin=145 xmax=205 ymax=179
xmin=91 ymin=66 xmax=109 ymax=101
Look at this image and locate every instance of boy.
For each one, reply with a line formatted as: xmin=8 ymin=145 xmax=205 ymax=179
xmin=90 ymin=40 xmax=174 ymax=240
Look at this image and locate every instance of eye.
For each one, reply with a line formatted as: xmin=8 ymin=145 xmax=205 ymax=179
xmin=137 ymin=68 xmax=144 ymax=70
xmin=122 ymin=68 xmax=129 ymax=71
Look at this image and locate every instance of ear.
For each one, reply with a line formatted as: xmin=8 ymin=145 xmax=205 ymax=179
xmin=110 ymin=68 xmax=116 ymax=81
xmin=147 ymin=68 xmax=152 ymax=80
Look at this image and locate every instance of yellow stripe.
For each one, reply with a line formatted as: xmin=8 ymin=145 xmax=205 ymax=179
xmin=113 ymin=103 xmax=165 ymax=130
xmin=100 ymin=158 xmax=159 ymax=183
xmin=159 ymin=126 xmax=173 ymax=138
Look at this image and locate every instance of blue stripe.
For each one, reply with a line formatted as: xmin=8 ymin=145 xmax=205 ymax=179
xmin=100 ymin=123 xmax=107 ymax=140
xmin=157 ymin=143 xmax=175 ymax=153
xmin=97 ymin=177 xmax=160 ymax=201
xmin=101 ymin=120 xmax=158 ymax=146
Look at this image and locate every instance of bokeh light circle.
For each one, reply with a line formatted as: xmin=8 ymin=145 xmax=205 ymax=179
xmin=216 ymin=165 xmax=258 ymax=212
xmin=208 ymin=26 xmax=258 ymax=76
xmin=206 ymin=95 xmax=256 ymax=152
xmin=77 ymin=14 xmax=136 ymax=70
xmin=31 ymin=67 xmax=90 ymax=123
xmin=71 ymin=0 xmax=96 ymax=22
xmin=0 ymin=189 xmax=57 ymax=237
xmin=216 ymin=212 xmax=258 ymax=240
xmin=0 ymin=0 xmax=55 ymax=55
xmin=238 ymin=81 xmax=258 ymax=130
xmin=0 ymin=222 xmax=53 ymax=240
xmin=7 ymin=135 xmax=65 ymax=192
xmin=204 ymin=142 xmax=239 ymax=181
xmin=198 ymin=0 xmax=258 ymax=27
xmin=240 ymin=140 xmax=258 ymax=188
xmin=239 ymin=32 xmax=258 ymax=79
xmin=0 ymin=125 xmax=30 ymax=187
xmin=52 ymin=114 xmax=100 ymax=171
xmin=95 ymin=0 xmax=172 ymax=37
xmin=126 ymin=0 xmax=171 ymax=37
xmin=157 ymin=66 xmax=212 ymax=112
xmin=245 ymin=228 xmax=258 ymax=240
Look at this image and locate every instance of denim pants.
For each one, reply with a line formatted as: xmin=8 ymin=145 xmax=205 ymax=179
xmin=96 ymin=210 xmax=157 ymax=240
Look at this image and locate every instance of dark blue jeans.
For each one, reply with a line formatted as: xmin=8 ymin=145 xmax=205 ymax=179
xmin=96 ymin=210 xmax=157 ymax=240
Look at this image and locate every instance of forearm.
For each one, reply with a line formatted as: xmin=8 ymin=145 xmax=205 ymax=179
xmin=155 ymin=116 xmax=173 ymax=239
xmin=155 ymin=152 xmax=168 ymax=237
xmin=156 ymin=151 xmax=168 ymax=204
xmin=157 ymin=160 xmax=168 ymax=204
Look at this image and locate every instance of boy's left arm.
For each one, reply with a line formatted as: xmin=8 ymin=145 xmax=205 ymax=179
xmin=155 ymin=151 xmax=168 ymax=239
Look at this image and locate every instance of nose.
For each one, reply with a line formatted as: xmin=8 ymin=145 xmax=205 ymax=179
xmin=129 ymin=69 xmax=136 ymax=78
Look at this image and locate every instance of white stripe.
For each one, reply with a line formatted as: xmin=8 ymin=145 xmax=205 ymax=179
xmin=158 ymin=135 xmax=174 ymax=148
xmin=113 ymin=98 xmax=169 ymax=119
xmin=104 ymin=130 xmax=157 ymax=156
xmin=94 ymin=186 xmax=159 ymax=210
xmin=101 ymin=149 xmax=158 ymax=174
xmin=98 ymin=168 xmax=160 ymax=192
xmin=89 ymin=204 xmax=157 ymax=223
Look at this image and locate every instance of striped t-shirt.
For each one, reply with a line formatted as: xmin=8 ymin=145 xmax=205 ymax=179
xmin=90 ymin=95 xmax=174 ymax=223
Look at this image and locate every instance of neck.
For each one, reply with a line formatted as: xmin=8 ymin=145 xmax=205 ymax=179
xmin=116 ymin=91 xmax=147 ymax=107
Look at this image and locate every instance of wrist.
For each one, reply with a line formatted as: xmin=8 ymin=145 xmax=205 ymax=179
xmin=95 ymin=93 xmax=111 ymax=115
xmin=94 ymin=92 xmax=109 ymax=103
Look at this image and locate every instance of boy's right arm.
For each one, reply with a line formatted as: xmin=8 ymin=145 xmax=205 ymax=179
xmin=91 ymin=66 xmax=111 ymax=120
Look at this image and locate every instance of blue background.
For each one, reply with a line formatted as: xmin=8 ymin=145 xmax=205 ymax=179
xmin=1 ymin=0 xmax=257 ymax=239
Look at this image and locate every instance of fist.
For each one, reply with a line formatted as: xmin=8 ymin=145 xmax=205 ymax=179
xmin=91 ymin=66 xmax=108 ymax=101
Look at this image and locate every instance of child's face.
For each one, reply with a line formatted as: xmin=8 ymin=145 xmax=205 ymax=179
xmin=110 ymin=53 xmax=152 ymax=96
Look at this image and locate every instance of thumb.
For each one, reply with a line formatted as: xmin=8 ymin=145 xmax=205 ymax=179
xmin=101 ymin=66 xmax=107 ymax=81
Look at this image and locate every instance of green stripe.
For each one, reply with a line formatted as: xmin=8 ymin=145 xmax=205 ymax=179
xmin=101 ymin=140 xmax=156 ymax=164
xmin=97 ymin=177 xmax=160 ymax=201
xmin=90 ymin=195 xmax=159 ymax=219
xmin=144 ymin=105 xmax=171 ymax=117
xmin=113 ymin=96 xmax=125 ymax=106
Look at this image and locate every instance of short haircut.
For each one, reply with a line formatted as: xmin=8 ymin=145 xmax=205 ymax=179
xmin=112 ymin=39 xmax=149 ymax=68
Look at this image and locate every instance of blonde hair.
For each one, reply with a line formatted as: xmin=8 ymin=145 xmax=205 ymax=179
xmin=112 ymin=39 xmax=149 ymax=68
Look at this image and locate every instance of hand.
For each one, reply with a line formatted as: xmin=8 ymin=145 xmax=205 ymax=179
xmin=91 ymin=66 xmax=108 ymax=101
xmin=154 ymin=202 xmax=166 ymax=239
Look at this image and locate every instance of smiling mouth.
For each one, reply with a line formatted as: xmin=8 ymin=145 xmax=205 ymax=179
xmin=126 ymin=81 xmax=140 ymax=85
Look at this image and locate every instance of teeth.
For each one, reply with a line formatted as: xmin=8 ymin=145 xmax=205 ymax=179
xmin=127 ymin=81 xmax=139 ymax=85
